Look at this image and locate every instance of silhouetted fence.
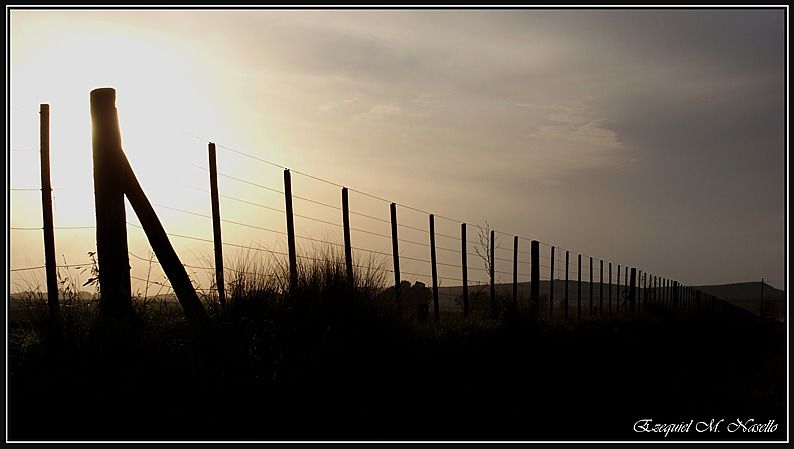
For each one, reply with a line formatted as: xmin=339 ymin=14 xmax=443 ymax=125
xmin=9 ymin=90 xmax=751 ymax=324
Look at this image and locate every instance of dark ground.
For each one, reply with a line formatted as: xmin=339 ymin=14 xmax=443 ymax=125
xmin=8 ymin=302 xmax=787 ymax=442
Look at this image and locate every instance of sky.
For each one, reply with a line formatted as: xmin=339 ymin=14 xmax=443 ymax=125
xmin=7 ymin=8 xmax=787 ymax=294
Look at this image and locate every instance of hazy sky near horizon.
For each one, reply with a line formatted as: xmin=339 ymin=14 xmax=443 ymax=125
xmin=8 ymin=9 xmax=786 ymax=292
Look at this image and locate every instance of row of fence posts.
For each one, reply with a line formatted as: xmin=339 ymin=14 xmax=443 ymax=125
xmin=29 ymin=91 xmax=726 ymax=323
xmin=204 ymin=142 xmax=710 ymax=322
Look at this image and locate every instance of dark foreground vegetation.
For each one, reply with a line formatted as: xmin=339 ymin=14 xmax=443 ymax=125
xmin=8 ymin=256 xmax=786 ymax=441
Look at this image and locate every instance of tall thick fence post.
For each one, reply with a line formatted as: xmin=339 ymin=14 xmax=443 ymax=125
xmin=608 ymin=262 xmax=612 ymax=315
xmin=629 ymin=268 xmax=637 ymax=313
xmin=92 ymin=88 xmax=204 ymax=320
xmin=599 ymin=259 xmax=603 ymax=315
xmin=208 ymin=142 xmax=226 ymax=307
xmin=39 ymin=103 xmax=59 ymax=322
xmin=341 ymin=187 xmax=353 ymax=284
xmin=512 ymin=236 xmax=518 ymax=312
xmin=490 ymin=229 xmax=496 ymax=317
xmin=284 ymin=169 xmax=298 ymax=291
xmin=530 ymin=240 xmax=539 ymax=321
xmin=429 ymin=214 xmax=439 ymax=322
xmin=549 ymin=246 xmax=555 ymax=316
xmin=90 ymin=88 xmax=132 ymax=316
xmin=461 ymin=223 xmax=468 ymax=317
xmin=589 ymin=256 xmax=593 ymax=315
xmin=390 ymin=203 xmax=401 ymax=300
xmin=565 ymin=250 xmax=570 ymax=319
xmin=577 ymin=254 xmax=582 ymax=319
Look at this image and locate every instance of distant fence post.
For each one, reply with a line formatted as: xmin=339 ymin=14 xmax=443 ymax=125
xmin=608 ymin=262 xmax=612 ymax=315
xmin=629 ymin=268 xmax=637 ymax=313
xmin=39 ymin=103 xmax=59 ymax=323
xmin=599 ymin=259 xmax=603 ymax=315
xmin=341 ymin=187 xmax=353 ymax=284
xmin=90 ymin=88 xmax=132 ymax=317
xmin=616 ymin=264 xmax=621 ymax=313
xmin=390 ymin=203 xmax=401 ymax=301
xmin=549 ymin=246 xmax=555 ymax=317
xmin=490 ymin=229 xmax=496 ymax=317
xmin=623 ymin=266 xmax=628 ymax=311
xmin=530 ymin=240 xmax=539 ymax=322
xmin=429 ymin=214 xmax=439 ymax=323
xmin=577 ymin=254 xmax=582 ymax=319
xmin=208 ymin=142 xmax=226 ymax=307
xmin=512 ymin=236 xmax=518 ymax=312
xmin=283 ymin=169 xmax=298 ymax=292
xmin=589 ymin=256 xmax=593 ymax=315
xmin=565 ymin=250 xmax=570 ymax=319
xmin=461 ymin=223 xmax=468 ymax=317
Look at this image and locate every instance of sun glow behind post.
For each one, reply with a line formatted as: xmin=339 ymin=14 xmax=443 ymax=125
xmin=9 ymin=15 xmax=266 ymax=293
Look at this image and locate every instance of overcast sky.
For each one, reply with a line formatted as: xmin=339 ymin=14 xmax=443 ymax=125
xmin=9 ymin=9 xmax=787 ymax=291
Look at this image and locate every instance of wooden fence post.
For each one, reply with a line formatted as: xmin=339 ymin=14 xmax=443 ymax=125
xmin=390 ymin=203 xmax=401 ymax=300
xmin=208 ymin=142 xmax=225 ymax=307
xmin=461 ymin=223 xmax=468 ymax=317
xmin=616 ymin=264 xmax=621 ymax=313
xmin=90 ymin=88 xmax=132 ymax=317
xmin=39 ymin=103 xmax=60 ymax=323
xmin=512 ymin=236 xmax=518 ymax=312
xmin=629 ymin=268 xmax=637 ymax=313
xmin=91 ymin=88 xmax=205 ymax=320
xmin=549 ymin=246 xmax=555 ymax=317
xmin=530 ymin=240 xmax=539 ymax=321
xmin=577 ymin=253 xmax=582 ymax=319
xmin=623 ymin=266 xmax=628 ymax=311
xmin=589 ymin=256 xmax=593 ymax=315
xmin=429 ymin=214 xmax=439 ymax=322
xmin=490 ymin=229 xmax=496 ymax=317
xmin=342 ymin=187 xmax=353 ymax=284
xmin=608 ymin=262 xmax=612 ymax=315
xmin=283 ymin=169 xmax=298 ymax=291
xmin=599 ymin=259 xmax=603 ymax=315
xmin=565 ymin=250 xmax=570 ymax=319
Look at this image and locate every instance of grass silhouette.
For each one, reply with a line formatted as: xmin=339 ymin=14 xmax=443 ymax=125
xmin=8 ymin=246 xmax=786 ymax=441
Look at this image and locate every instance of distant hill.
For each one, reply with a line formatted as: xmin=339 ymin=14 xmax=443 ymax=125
xmin=695 ymin=282 xmax=786 ymax=322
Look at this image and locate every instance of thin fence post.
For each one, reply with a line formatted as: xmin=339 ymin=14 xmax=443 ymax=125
xmin=550 ymin=246 xmax=555 ymax=317
xmin=623 ymin=266 xmax=628 ymax=311
xmin=616 ymin=264 xmax=621 ymax=313
xmin=608 ymin=262 xmax=612 ymax=315
xmin=429 ymin=214 xmax=439 ymax=323
xmin=589 ymin=256 xmax=593 ymax=315
xmin=629 ymin=268 xmax=637 ymax=313
xmin=512 ymin=236 xmax=518 ymax=312
xmin=39 ymin=103 xmax=59 ymax=323
xmin=565 ymin=250 xmax=570 ymax=320
xmin=638 ymin=270 xmax=643 ymax=311
xmin=577 ymin=253 xmax=582 ymax=319
xmin=342 ymin=187 xmax=353 ymax=284
xmin=599 ymin=259 xmax=603 ymax=315
xmin=461 ymin=223 xmax=468 ymax=317
xmin=490 ymin=229 xmax=496 ymax=317
xmin=530 ymin=240 xmax=539 ymax=322
xmin=90 ymin=88 xmax=132 ymax=317
xmin=284 ymin=169 xmax=298 ymax=291
xmin=390 ymin=203 xmax=401 ymax=301
xmin=208 ymin=142 xmax=226 ymax=307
